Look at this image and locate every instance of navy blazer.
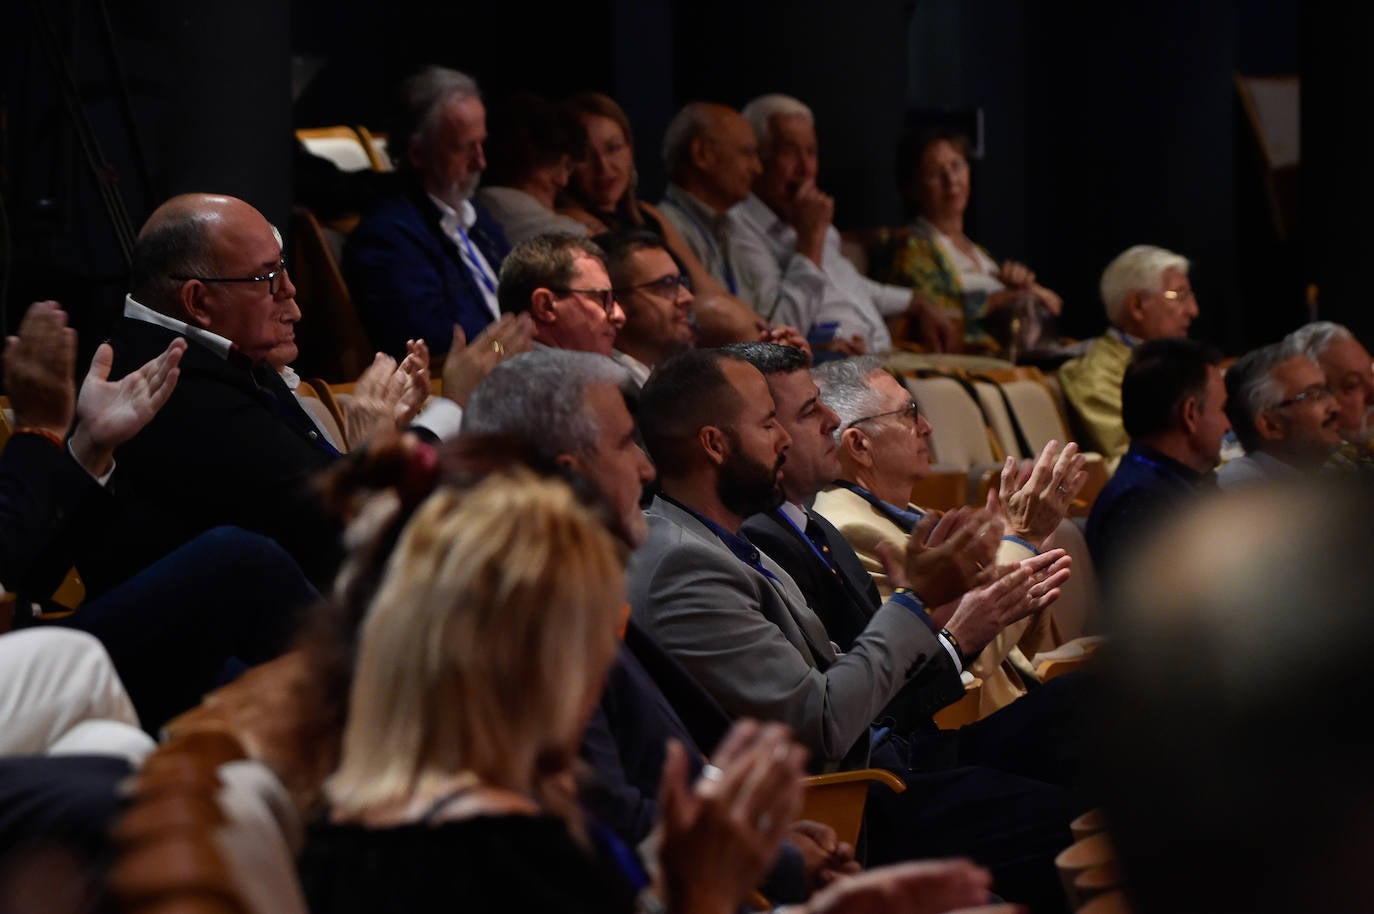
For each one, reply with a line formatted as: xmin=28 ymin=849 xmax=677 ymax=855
xmin=345 ymin=182 xmax=510 ymax=359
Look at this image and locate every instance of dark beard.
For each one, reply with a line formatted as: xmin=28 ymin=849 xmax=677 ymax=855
xmin=718 ymin=444 xmax=786 ymax=519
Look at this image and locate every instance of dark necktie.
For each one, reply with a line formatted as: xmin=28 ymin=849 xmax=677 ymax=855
xmin=803 ymin=512 xmax=841 ymax=577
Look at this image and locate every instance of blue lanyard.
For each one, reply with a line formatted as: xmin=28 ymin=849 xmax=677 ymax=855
xmin=457 ymin=226 xmax=498 ymax=297
xmin=832 ymin=481 xmax=924 ymax=534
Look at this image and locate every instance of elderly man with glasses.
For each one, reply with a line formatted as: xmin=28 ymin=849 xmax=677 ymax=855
xmin=811 ymin=356 xmax=1087 ymax=717
xmin=78 ymin=193 xmax=460 ymax=596
xmin=1059 ymin=244 xmax=1199 ymax=472
xmin=1217 ymin=342 xmax=1345 ymax=488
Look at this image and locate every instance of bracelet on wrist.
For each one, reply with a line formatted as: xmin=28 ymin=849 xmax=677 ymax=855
xmin=940 ymin=626 xmax=977 ymax=667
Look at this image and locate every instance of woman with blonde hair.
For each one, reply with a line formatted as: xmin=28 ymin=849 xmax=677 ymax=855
xmin=299 ymin=468 xmax=806 ymax=914
xmin=297 ymin=443 xmax=1014 ymax=914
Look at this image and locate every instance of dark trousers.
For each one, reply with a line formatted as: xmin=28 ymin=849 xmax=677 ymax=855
xmin=39 ymin=526 xmax=318 ymax=731
xmin=0 ymin=754 xmax=129 ymax=864
xmin=867 ymin=673 xmax=1094 ymax=914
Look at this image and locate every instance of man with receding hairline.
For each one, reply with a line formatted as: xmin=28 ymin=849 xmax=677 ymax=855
xmin=70 ymin=193 xmax=447 ymax=596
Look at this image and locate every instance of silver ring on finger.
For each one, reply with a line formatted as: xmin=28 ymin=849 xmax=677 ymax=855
xmin=701 ymin=764 xmax=723 ymax=783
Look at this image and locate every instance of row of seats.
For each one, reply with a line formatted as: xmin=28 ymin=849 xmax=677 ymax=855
xmin=890 ymin=362 xmax=1110 ymax=514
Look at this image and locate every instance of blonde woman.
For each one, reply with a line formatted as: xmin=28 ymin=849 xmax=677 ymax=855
xmin=298 ymin=470 xmax=803 ymax=914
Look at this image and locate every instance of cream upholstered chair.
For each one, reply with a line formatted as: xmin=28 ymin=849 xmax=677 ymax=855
xmin=901 ymin=374 xmax=1003 ymax=508
xmin=295 ymin=126 xmax=373 ymax=173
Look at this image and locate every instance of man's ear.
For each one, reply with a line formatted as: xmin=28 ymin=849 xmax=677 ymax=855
xmin=839 ymin=426 xmax=871 ymax=467
xmin=689 ymin=134 xmax=713 ymax=171
xmin=699 ymin=424 xmax=730 ymax=466
xmin=179 ymin=280 xmax=214 ymax=329
xmin=530 ymin=288 xmax=558 ymax=324
xmin=1179 ymin=395 xmax=1201 ymax=436
xmin=408 ymin=138 xmax=427 ymax=174
xmin=554 ymin=452 xmax=580 ymax=473
xmin=1254 ymin=408 xmax=1287 ymax=442
xmin=1122 ymin=290 xmax=1148 ymax=328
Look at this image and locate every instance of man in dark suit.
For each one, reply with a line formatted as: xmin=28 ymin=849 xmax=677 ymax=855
xmin=2 ymin=298 xmax=318 ymax=729
xmin=729 ymin=342 xmax=1085 ymax=785
xmin=346 ymin=66 xmax=511 ymax=359
xmin=64 ymin=194 xmax=348 ymax=596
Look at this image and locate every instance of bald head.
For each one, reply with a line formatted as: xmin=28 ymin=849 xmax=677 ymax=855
xmin=131 ymin=193 xmax=299 ymax=365
xmin=662 ymin=102 xmax=761 ymax=212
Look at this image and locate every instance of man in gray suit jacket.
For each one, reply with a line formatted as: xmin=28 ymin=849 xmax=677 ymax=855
xmin=628 ymin=347 xmax=1084 ymax=913
xmin=629 ymin=348 xmax=1005 ymax=768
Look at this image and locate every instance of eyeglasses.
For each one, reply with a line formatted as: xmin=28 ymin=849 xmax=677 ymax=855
xmin=846 ymin=399 xmax=920 ymax=429
xmin=554 ymin=287 xmax=618 ymax=315
xmin=1160 ymin=287 xmax=1195 ymax=303
xmin=171 ymin=258 xmax=290 ymax=297
xmin=1273 ymin=384 xmax=1335 ymax=409
xmin=615 ymin=274 xmax=692 ymax=299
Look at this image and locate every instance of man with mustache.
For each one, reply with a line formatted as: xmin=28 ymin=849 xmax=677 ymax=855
xmin=1217 ymin=342 xmax=1345 ymax=488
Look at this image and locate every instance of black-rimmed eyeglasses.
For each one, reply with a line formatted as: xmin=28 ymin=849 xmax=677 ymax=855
xmin=615 ymin=274 xmax=692 ymax=298
xmin=554 ymin=287 xmax=618 ymax=315
xmin=171 ymin=258 xmax=290 ymax=297
xmin=846 ymin=399 xmax=920 ymax=429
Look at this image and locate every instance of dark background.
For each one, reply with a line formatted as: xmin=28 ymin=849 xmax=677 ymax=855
xmin=4 ymin=0 xmax=1358 ymax=368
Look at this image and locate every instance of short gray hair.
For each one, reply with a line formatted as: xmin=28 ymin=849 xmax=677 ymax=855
xmin=661 ymin=102 xmax=715 ymax=184
xmin=1285 ymin=321 xmax=1355 ymax=364
xmin=388 ymin=66 xmax=481 ymax=171
xmin=1224 ymin=342 xmax=1296 ymax=453
xmin=813 ymin=356 xmax=887 ymax=441
xmin=741 ymin=94 xmax=813 ymax=158
xmin=461 ymin=349 xmax=631 ymax=459
xmin=129 ymin=208 xmax=219 ymax=316
xmin=1100 ymin=245 xmax=1191 ymax=326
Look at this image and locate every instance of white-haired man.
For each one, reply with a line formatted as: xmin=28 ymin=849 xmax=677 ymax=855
xmin=730 ymin=94 xmax=955 ymax=355
xmin=1058 ymin=244 xmax=1199 ymax=470
xmin=346 ymin=66 xmax=511 ymax=359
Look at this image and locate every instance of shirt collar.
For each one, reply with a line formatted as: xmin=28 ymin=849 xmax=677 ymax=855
xmin=659 ymin=493 xmax=769 ymax=568
xmin=124 ymin=294 xmax=234 ymax=359
xmin=664 ymin=183 xmax=730 ymax=228
xmin=778 ymin=500 xmax=809 ymax=530
xmin=428 ymin=193 xmax=478 ymax=235
xmin=1108 ymin=327 xmax=1142 ymax=349
xmin=735 ymin=194 xmax=795 ymax=244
